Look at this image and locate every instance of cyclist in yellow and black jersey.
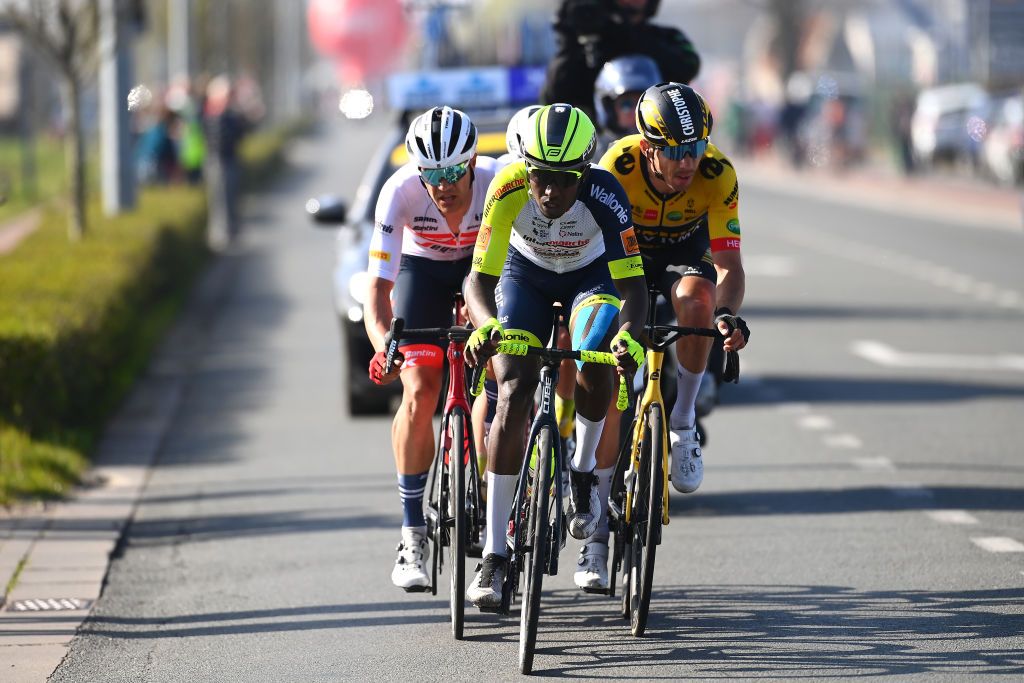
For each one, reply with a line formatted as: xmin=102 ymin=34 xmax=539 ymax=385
xmin=601 ymin=81 xmax=750 ymax=488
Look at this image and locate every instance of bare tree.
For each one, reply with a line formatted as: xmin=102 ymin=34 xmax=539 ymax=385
xmin=2 ymin=0 xmax=99 ymax=240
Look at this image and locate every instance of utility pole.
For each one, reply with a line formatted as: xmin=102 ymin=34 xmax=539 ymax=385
xmin=273 ymin=0 xmax=302 ymax=122
xmin=168 ymin=0 xmax=193 ymax=80
xmin=99 ymin=0 xmax=136 ymax=215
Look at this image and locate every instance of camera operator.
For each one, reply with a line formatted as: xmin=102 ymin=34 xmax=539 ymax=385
xmin=540 ymin=0 xmax=700 ymax=119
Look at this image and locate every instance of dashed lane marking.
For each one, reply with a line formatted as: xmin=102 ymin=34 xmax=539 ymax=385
xmin=926 ymin=510 xmax=979 ymax=525
xmin=797 ymin=414 xmax=834 ymax=431
xmin=853 ymin=456 xmax=895 ymax=471
xmin=971 ymin=537 xmax=1024 ymax=553
xmin=823 ymin=433 xmax=863 ymax=449
xmin=851 ymin=340 xmax=1024 ymax=372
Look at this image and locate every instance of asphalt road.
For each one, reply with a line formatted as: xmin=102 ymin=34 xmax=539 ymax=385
xmin=52 ymin=118 xmax=1024 ymax=682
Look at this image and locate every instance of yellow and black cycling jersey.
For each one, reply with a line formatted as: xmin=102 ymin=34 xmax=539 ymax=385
xmin=598 ymin=135 xmax=741 ymax=255
xmin=471 ymin=160 xmax=644 ymax=281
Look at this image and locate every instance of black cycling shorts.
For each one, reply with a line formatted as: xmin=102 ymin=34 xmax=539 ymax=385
xmin=495 ymin=247 xmax=620 ymax=359
xmin=640 ymin=226 xmax=716 ymax=295
xmin=393 ymin=255 xmax=471 ymax=358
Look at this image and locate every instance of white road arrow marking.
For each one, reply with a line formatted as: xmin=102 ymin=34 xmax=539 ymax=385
xmin=851 ymin=340 xmax=1024 ymax=372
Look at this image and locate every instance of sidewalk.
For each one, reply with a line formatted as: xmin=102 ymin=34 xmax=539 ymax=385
xmin=0 ymin=236 xmax=239 ymax=680
xmin=737 ymin=152 xmax=1023 ymax=232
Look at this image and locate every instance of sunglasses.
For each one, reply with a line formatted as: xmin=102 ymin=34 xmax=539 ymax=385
xmin=657 ymin=138 xmax=709 ymax=161
xmin=614 ymin=96 xmax=640 ymax=113
xmin=527 ymin=166 xmax=583 ymax=189
xmin=420 ymin=162 xmax=470 ymax=187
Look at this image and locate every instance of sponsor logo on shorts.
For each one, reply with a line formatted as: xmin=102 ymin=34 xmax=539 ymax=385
xmin=667 ymin=211 xmax=683 ymax=221
xmin=370 ymin=250 xmax=390 ymax=262
xmin=643 ymin=208 xmax=658 ymax=221
xmin=619 ymin=227 xmax=639 ymax=255
xmin=727 ymin=219 xmax=741 ymax=235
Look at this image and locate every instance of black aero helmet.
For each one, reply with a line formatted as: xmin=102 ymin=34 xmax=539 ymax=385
xmin=635 ymin=82 xmax=713 ymax=147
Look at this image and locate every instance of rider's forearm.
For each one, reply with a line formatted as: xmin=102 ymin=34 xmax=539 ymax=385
xmin=465 ymin=271 xmax=499 ymax=327
xmin=714 ymin=263 xmax=745 ymax=315
xmin=615 ymin=275 xmax=648 ymax=337
xmin=363 ymin=277 xmax=394 ymax=351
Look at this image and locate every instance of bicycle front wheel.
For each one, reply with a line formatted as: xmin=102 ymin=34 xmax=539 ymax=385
xmin=449 ymin=408 xmax=467 ymax=640
xmin=519 ymin=426 xmax=553 ymax=675
xmin=630 ymin=403 xmax=664 ymax=637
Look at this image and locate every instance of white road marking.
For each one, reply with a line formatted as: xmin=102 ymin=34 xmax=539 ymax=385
xmin=745 ymin=255 xmax=797 ymax=277
xmin=853 ymin=456 xmax=895 ymax=470
xmin=851 ymin=340 xmax=1024 ymax=372
xmin=824 ymin=433 xmax=863 ymax=449
xmin=797 ymin=414 xmax=834 ymax=431
xmin=780 ymin=230 xmax=1024 ymax=313
xmin=971 ymin=537 xmax=1024 ymax=553
xmin=777 ymin=402 xmax=812 ymax=414
xmin=927 ymin=510 xmax=979 ymax=525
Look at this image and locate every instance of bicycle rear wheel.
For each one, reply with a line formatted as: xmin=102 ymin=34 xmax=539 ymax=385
xmin=519 ymin=426 xmax=553 ymax=675
xmin=449 ymin=408 xmax=467 ymax=640
xmin=630 ymin=404 xmax=664 ymax=637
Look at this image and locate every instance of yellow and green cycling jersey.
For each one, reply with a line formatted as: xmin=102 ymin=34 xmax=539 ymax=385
xmin=471 ymin=161 xmax=644 ymax=280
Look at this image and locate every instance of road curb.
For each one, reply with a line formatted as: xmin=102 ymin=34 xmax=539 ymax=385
xmin=0 ymin=244 xmax=240 ymax=680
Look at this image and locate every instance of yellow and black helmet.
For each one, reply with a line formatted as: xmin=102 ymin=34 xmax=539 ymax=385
xmin=635 ymin=82 xmax=713 ymax=147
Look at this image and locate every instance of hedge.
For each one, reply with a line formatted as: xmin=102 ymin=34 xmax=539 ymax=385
xmin=0 ymin=122 xmax=307 ymax=504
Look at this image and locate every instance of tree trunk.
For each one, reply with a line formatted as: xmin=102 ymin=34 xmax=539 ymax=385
xmin=59 ymin=73 xmax=87 ymax=241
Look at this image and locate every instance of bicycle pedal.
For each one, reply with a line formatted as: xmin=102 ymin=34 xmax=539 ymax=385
xmin=476 ymin=604 xmax=503 ymax=614
xmin=402 ymin=585 xmax=430 ymax=594
xmin=581 ymin=586 xmax=609 ymax=595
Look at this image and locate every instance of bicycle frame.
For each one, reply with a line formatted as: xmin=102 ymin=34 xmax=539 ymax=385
xmin=440 ymin=301 xmax=474 ymax=464
xmin=625 ymin=340 xmax=672 ymax=527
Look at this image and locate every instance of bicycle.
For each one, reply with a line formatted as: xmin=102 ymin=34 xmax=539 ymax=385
xmin=470 ymin=304 xmax=628 ymax=674
xmin=384 ymin=295 xmax=485 ymax=641
xmin=607 ymin=286 xmax=738 ymax=637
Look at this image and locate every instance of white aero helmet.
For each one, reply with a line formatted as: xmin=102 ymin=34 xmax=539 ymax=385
xmin=405 ymin=106 xmax=478 ymax=169
xmin=505 ymin=104 xmax=543 ymax=158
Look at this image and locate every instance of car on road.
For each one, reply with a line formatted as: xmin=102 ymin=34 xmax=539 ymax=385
xmin=981 ymin=93 xmax=1024 ymax=186
xmin=309 ymin=113 xmax=513 ymax=415
xmin=910 ymin=83 xmax=989 ymax=169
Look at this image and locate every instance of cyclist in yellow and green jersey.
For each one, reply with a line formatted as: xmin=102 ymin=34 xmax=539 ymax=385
xmin=463 ymin=104 xmax=649 ymax=608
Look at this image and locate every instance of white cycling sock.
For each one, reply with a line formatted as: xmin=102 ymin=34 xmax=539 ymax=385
xmin=484 ymin=472 xmax=516 ymax=558
xmin=590 ymin=466 xmax=614 ymax=543
xmin=571 ymin=414 xmax=605 ymax=473
xmin=670 ymin=365 xmax=702 ymax=431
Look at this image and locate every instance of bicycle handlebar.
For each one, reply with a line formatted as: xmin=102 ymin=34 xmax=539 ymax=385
xmin=470 ymin=343 xmax=630 ymax=411
xmin=646 ymin=323 xmax=740 ymax=382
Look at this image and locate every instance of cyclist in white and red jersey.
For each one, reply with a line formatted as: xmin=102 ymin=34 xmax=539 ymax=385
xmin=363 ymin=106 xmax=500 ymax=592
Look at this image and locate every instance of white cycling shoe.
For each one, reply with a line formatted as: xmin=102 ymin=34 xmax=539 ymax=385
xmin=573 ymin=542 xmax=609 ymax=593
xmin=467 ymin=553 xmax=507 ymax=608
xmin=391 ymin=527 xmax=430 ymax=592
xmin=568 ymin=469 xmax=601 ymax=540
xmin=670 ymin=426 xmax=703 ymax=493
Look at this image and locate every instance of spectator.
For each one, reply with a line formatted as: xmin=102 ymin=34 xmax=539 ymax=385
xmin=540 ymin=0 xmax=700 ymax=120
xmin=136 ymin=105 xmax=179 ymax=185
xmin=203 ymin=75 xmax=248 ymax=250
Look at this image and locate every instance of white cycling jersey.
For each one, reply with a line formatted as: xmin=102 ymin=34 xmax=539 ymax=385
xmin=367 ymin=156 xmax=500 ymax=281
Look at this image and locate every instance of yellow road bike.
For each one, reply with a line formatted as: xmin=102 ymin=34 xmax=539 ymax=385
xmin=608 ymin=287 xmax=735 ymax=637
